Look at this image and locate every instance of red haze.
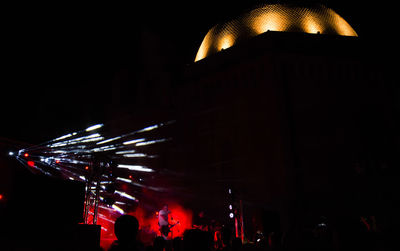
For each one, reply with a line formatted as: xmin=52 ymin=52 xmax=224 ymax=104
xmin=99 ymin=201 xmax=193 ymax=250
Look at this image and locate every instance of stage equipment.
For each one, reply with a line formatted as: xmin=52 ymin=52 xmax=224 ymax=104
xmin=83 ymin=154 xmax=114 ymax=224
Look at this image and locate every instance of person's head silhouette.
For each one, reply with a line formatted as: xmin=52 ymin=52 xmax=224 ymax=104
xmin=114 ymin=215 xmax=139 ymax=244
xmin=153 ymin=236 xmax=166 ymax=251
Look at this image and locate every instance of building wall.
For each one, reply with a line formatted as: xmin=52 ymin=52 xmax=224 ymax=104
xmin=168 ymin=32 xmax=390 ymax=236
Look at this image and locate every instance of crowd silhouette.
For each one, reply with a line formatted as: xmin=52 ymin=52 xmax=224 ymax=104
xmin=106 ymin=214 xmax=276 ymax=251
xmin=102 ymin=214 xmax=395 ymax=251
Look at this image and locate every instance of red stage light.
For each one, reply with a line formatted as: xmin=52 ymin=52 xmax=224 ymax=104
xmin=27 ymin=161 xmax=35 ymax=167
xmin=129 ymin=175 xmax=133 ymax=179
xmin=85 ymin=166 xmax=89 ymax=170
xmin=0 ymin=194 xmax=3 ymax=200
xmin=55 ymin=160 xmax=60 ymax=164
xmin=24 ymin=153 xmax=29 ymax=157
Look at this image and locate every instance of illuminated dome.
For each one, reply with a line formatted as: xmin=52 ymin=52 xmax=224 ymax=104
xmin=195 ymin=4 xmax=358 ymax=62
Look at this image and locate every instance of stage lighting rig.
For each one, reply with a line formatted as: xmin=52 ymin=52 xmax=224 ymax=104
xmin=13 ymin=119 xmax=175 ymax=227
xmin=227 ymin=187 xmax=244 ymax=241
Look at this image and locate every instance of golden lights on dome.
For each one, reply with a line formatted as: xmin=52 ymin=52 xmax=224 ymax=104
xmin=195 ymin=32 xmax=212 ymax=63
xmin=252 ymin=10 xmax=289 ymax=34
xmin=331 ymin=10 xmax=356 ymax=36
xmin=302 ymin=14 xmax=323 ymax=34
xmin=194 ymin=4 xmax=358 ymax=62
xmin=218 ymin=34 xmax=235 ymax=50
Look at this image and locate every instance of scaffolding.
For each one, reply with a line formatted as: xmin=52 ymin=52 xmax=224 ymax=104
xmin=83 ymin=154 xmax=112 ymax=224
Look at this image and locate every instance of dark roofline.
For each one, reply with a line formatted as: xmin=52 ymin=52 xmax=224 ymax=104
xmin=186 ymin=31 xmax=360 ymax=78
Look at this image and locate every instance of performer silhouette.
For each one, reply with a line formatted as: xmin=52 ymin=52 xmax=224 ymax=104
xmin=158 ymin=205 xmax=171 ymax=238
xmin=157 ymin=204 xmax=180 ymax=239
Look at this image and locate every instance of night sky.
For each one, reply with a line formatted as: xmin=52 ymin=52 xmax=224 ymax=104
xmin=1 ymin=0 xmax=396 ymax=146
